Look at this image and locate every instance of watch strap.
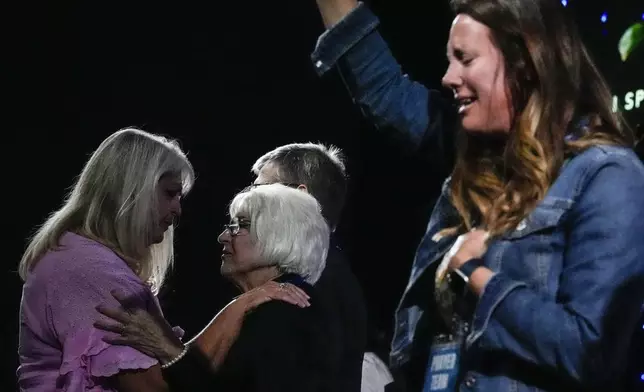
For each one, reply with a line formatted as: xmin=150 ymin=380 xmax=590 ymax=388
xmin=457 ymin=258 xmax=484 ymax=280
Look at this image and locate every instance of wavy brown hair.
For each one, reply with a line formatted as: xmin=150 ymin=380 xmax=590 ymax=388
xmin=443 ymin=0 xmax=635 ymax=238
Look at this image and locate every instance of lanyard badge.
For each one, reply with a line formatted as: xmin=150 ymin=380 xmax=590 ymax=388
xmin=422 ymin=339 xmax=461 ymax=392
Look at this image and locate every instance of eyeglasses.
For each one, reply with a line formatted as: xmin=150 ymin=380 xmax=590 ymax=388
xmin=224 ymin=218 xmax=251 ymax=236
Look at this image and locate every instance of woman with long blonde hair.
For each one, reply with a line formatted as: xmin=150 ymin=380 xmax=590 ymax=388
xmin=18 ymin=128 xmax=194 ymax=391
xmin=311 ymin=0 xmax=644 ymax=390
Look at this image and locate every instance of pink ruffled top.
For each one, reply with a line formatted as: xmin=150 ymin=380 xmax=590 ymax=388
xmin=18 ymin=232 xmax=177 ymax=391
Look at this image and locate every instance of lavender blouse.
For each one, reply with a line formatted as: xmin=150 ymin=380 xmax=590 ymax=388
xmin=18 ymin=232 xmax=166 ymax=391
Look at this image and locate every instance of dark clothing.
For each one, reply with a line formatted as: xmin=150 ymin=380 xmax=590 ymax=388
xmin=162 ymin=274 xmax=335 ymax=392
xmin=163 ymin=274 xmax=336 ymax=392
xmin=314 ymin=240 xmax=368 ymax=392
xmin=162 ymin=250 xmax=367 ymax=392
xmin=162 ymin=344 xmax=214 ymax=391
xmin=213 ymin=273 xmax=335 ymax=392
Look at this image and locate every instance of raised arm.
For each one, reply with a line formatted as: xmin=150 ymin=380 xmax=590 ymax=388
xmin=312 ymin=1 xmax=453 ymax=150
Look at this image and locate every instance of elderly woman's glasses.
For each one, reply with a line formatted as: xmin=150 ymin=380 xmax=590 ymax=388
xmin=224 ymin=218 xmax=251 ymax=236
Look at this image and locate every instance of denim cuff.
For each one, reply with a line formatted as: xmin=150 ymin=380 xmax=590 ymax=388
xmin=466 ymin=272 xmax=527 ymax=349
xmin=310 ymin=2 xmax=380 ymax=76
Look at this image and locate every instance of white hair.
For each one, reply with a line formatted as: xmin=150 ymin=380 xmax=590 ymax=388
xmin=229 ymin=184 xmax=329 ymax=284
xmin=18 ymin=128 xmax=195 ymax=293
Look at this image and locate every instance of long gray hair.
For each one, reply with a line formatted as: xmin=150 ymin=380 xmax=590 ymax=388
xmin=18 ymin=128 xmax=195 ymax=293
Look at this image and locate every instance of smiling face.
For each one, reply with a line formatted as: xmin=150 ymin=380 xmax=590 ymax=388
xmin=442 ymin=14 xmax=512 ymax=134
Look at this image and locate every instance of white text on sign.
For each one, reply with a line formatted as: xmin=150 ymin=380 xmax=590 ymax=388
xmin=430 ymin=353 xmax=457 ymax=372
xmin=613 ymin=89 xmax=644 ymax=112
xmin=431 ymin=374 xmax=450 ymax=390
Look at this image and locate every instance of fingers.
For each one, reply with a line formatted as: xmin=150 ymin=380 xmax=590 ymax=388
xmin=96 ymin=304 xmax=130 ymax=324
xmin=110 ymin=290 xmax=138 ymax=309
xmin=463 ymin=230 xmax=489 ymax=249
xmin=102 ymin=336 xmax=129 ymax=345
xmin=450 ymin=229 xmax=490 ymax=269
xmin=254 ymin=281 xmax=310 ymax=308
xmin=272 ymin=283 xmax=310 ymax=307
xmin=282 ymin=284 xmax=311 ymax=306
xmin=271 ymin=281 xmax=309 ymax=299
xmin=93 ymin=320 xmax=124 ymax=335
xmin=287 ymin=284 xmax=310 ymax=299
xmin=242 ymin=291 xmax=274 ymax=310
xmin=468 ymin=228 xmax=489 ymax=240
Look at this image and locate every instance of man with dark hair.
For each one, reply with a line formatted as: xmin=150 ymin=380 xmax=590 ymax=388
xmin=252 ymin=142 xmax=347 ymax=229
xmin=253 ymin=142 xmax=368 ymax=392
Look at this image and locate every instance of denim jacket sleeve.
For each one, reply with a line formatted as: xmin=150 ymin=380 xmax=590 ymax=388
xmin=310 ymin=2 xmax=452 ymax=151
xmin=469 ymin=151 xmax=644 ymax=384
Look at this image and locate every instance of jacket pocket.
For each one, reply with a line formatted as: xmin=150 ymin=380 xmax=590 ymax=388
xmin=502 ymin=196 xmax=574 ymax=240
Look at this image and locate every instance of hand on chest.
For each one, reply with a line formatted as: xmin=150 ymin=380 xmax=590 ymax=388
xmin=466 ymin=196 xmax=572 ymax=289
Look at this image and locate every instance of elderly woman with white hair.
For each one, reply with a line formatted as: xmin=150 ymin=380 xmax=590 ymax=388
xmin=210 ymin=183 xmax=335 ymax=392
xmin=91 ymin=183 xmax=337 ymax=391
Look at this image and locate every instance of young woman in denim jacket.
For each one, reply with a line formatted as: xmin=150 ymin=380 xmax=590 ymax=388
xmin=311 ymin=0 xmax=644 ymax=391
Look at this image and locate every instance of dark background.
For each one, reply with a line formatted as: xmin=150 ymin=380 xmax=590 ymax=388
xmin=4 ymin=0 xmax=643 ymax=389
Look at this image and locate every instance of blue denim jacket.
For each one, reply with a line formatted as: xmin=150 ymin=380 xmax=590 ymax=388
xmin=312 ymin=3 xmax=644 ymax=390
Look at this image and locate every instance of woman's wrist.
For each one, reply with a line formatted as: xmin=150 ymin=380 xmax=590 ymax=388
xmin=232 ymin=291 xmax=260 ymax=316
xmin=316 ymin=0 xmax=359 ymax=29
xmin=158 ymin=339 xmax=186 ymax=365
xmin=468 ymin=267 xmax=495 ymax=296
xmin=160 ymin=344 xmax=189 ymax=369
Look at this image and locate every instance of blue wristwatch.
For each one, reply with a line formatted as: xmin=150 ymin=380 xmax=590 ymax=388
xmin=451 ymin=258 xmax=484 ymax=285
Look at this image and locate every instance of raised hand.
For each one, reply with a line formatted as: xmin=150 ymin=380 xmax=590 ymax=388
xmin=315 ymin=0 xmax=359 ymax=28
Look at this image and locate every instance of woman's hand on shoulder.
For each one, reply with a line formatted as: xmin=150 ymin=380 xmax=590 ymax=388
xmin=237 ymin=281 xmax=311 ymax=314
xmin=94 ymin=290 xmax=184 ymax=364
